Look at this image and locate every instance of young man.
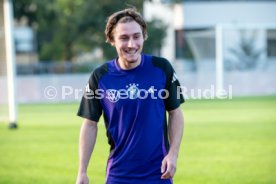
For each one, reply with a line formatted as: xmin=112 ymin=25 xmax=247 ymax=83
xmin=76 ymin=8 xmax=184 ymax=184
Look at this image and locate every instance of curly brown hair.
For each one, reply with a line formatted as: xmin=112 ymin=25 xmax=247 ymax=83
xmin=105 ymin=8 xmax=148 ymax=44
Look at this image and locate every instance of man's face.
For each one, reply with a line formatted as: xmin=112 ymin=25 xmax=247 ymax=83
xmin=111 ymin=21 xmax=144 ymax=67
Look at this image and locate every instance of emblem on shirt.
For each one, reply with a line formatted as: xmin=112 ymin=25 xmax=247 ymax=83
xmin=172 ymin=72 xmax=178 ymax=83
xmin=126 ymin=83 xmax=139 ymax=99
xmin=147 ymin=86 xmax=155 ymax=94
xmin=105 ymin=83 xmax=159 ymax=103
xmin=106 ymin=89 xmax=120 ymax=103
xmin=85 ymin=83 xmax=91 ymax=93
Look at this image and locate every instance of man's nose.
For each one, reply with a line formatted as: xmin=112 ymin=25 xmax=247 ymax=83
xmin=128 ymin=38 xmax=134 ymax=47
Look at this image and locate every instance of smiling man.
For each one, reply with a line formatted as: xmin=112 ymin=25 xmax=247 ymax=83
xmin=111 ymin=21 xmax=143 ymax=69
xmin=76 ymin=8 xmax=185 ymax=184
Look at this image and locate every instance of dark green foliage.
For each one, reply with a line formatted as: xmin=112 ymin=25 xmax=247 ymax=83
xmin=13 ymin=0 xmax=166 ymax=62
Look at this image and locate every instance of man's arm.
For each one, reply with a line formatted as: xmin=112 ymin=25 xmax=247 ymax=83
xmin=76 ymin=119 xmax=98 ymax=184
xmin=161 ymin=107 xmax=184 ymax=179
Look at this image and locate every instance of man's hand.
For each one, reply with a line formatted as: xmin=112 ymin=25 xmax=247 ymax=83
xmin=161 ymin=153 xmax=177 ymax=179
xmin=161 ymin=107 xmax=184 ymax=179
xmin=76 ymin=172 xmax=89 ymax=184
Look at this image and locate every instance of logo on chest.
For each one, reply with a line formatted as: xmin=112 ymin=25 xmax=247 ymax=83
xmin=106 ymin=89 xmax=121 ymax=103
xmin=106 ymin=83 xmax=140 ymax=102
xmin=126 ymin=83 xmax=139 ymax=99
xmin=106 ymin=83 xmax=158 ymax=103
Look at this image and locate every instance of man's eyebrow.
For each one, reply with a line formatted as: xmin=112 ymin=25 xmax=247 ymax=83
xmin=118 ymin=34 xmax=129 ymax=38
xmin=119 ymin=32 xmax=141 ymax=37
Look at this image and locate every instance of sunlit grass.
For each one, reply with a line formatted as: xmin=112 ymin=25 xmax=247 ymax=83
xmin=0 ymin=96 xmax=275 ymax=184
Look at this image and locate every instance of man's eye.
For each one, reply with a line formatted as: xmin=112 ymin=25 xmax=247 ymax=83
xmin=134 ymin=35 xmax=141 ymax=39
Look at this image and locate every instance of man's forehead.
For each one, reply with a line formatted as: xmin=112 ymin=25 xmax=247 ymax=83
xmin=114 ymin=22 xmax=142 ymax=35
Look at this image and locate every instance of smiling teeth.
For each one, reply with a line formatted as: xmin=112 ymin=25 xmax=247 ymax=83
xmin=126 ymin=50 xmax=136 ymax=54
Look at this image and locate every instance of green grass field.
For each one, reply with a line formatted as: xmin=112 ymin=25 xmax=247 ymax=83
xmin=0 ymin=96 xmax=276 ymax=184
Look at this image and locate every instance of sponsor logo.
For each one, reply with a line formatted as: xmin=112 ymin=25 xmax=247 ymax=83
xmin=105 ymin=83 xmax=159 ymax=103
xmin=106 ymin=89 xmax=121 ymax=103
xmin=85 ymin=84 xmax=91 ymax=93
xmin=172 ymin=72 xmax=178 ymax=83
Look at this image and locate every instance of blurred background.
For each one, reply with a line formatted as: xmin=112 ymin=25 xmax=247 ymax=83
xmin=1 ymin=0 xmax=276 ymax=104
xmin=0 ymin=0 xmax=276 ymax=183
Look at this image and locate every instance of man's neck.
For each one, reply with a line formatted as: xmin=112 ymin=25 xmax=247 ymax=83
xmin=117 ymin=55 xmax=141 ymax=70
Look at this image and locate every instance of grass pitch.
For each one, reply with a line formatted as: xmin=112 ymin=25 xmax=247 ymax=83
xmin=0 ymin=96 xmax=275 ymax=184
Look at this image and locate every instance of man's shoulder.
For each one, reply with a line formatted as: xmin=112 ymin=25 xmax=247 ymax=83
xmin=148 ymin=55 xmax=173 ymax=72
xmin=89 ymin=61 xmax=111 ymax=81
xmin=94 ymin=62 xmax=109 ymax=74
xmin=144 ymin=54 xmax=169 ymax=63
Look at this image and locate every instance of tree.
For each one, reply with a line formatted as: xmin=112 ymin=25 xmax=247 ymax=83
xmin=13 ymin=0 xmax=166 ymax=62
xmin=143 ymin=19 xmax=167 ymax=56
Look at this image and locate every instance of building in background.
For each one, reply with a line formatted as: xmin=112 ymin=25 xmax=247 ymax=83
xmin=144 ymin=0 xmax=276 ymax=63
xmin=144 ymin=0 xmax=276 ymax=96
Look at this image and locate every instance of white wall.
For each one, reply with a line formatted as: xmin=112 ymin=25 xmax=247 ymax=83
xmin=15 ymin=74 xmax=89 ymax=103
xmin=173 ymin=59 xmax=276 ymax=98
xmin=1 ymin=65 xmax=273 ymax=104
xmin=183 ymin=1 xmax=276 ymax=28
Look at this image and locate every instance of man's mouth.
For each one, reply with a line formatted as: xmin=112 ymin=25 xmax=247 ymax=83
xmin=124 ymin=49 xmax=137 ymax=55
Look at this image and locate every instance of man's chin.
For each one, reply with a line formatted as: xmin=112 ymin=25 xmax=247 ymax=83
xmin=126 ymin=57 xmax=139 ymax=63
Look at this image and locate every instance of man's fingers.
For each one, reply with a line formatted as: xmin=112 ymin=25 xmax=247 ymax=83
xmin=161 ymin=162 xmax=176 ymax=179
xmin=161 ymin=170 xmax=171 ymax=179
xmin=161 ymin=159 xmax=167 ymax=173
xmin=161 ymin=161 xmax=171 ymax=179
